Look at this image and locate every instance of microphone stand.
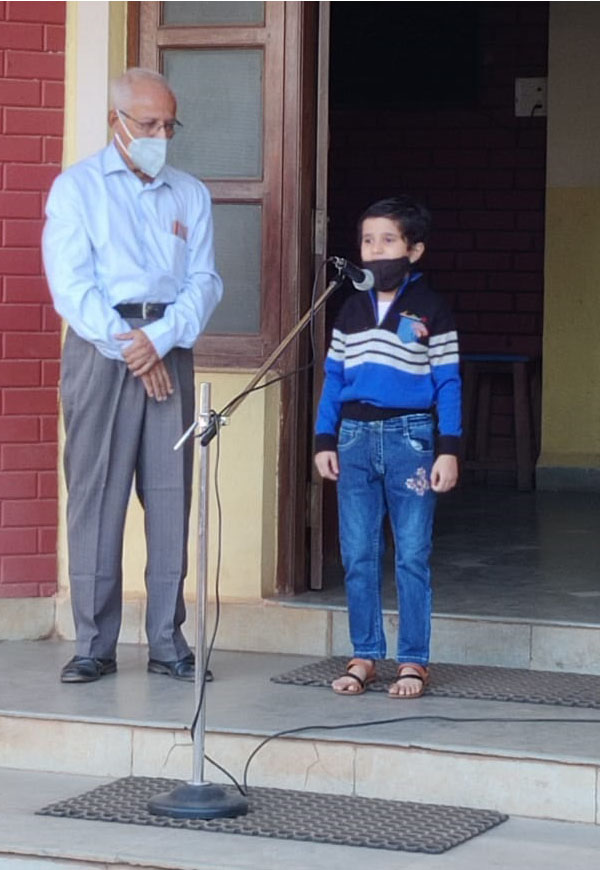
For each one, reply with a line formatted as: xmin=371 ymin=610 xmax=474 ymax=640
xmin=148 ymin=269 xmax=345 ymax=819
xmin=197 ymin=272 xmax=345 ymax=447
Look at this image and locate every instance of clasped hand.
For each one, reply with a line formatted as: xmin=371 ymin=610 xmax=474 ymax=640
xmin=115 ymin=328 xmax=173 ymax=402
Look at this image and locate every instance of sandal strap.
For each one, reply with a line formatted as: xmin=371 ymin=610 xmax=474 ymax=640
xmin=342 ymin=671 xmax=365 ymax=689
xmin=348 ymin=658 xmax=376 ymax=679
xmin=397 ymin=663 xmax=429 ymax=681
xmin=396 ymin=672 xmax=424 ymax=685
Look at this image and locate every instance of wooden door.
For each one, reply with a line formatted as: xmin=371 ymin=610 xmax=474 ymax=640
xmin=129 ymin=1 xmax=318 ymax=593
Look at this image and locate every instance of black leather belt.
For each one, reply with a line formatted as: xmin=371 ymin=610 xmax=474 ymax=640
xmin=114 ymin=303 xmax=170 ymax=320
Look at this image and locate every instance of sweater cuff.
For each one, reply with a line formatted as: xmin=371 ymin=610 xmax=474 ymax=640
xmin=315 ymin=433 xmax=337 ymax=453
xmin=437 ymin=434 xmax=461 ymax=457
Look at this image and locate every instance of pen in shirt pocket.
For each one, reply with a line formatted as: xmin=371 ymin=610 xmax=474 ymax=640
xmin=172 ymin=220 xmax=188 ymax=241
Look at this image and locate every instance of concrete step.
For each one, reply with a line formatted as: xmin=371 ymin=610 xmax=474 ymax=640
xmin=7 ymin=592 xmax=600 ymax=676
xmin=49 ymin=595 xmax=600 ymax=677
xmin=3 ymin=768 xmax=600 ymax=870
xmin=277 ymin=602 xmax=600 ymax=676
xmin=1 ymin=641 xmax=599 ymax=828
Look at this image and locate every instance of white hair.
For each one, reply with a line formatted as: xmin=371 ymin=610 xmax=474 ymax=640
xmin=110 ymin=67 xmax=175 ymax=110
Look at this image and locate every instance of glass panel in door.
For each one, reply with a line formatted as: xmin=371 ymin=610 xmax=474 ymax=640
xmin=162 ymin=2 xmax=265 ymax=27
xmin=164 ymin=49 xmax=264 ymax=180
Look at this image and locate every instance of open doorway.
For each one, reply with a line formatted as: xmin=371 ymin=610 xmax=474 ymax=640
xmin=300 ymin=3 xmax=600 ymax=628
xmin=326 ymin=1 xmax=546 ymax=393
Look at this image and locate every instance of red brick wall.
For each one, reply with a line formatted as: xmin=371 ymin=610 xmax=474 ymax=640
xmin=0 ymin=1 xmax=65 ymax=598
xmin=327 ymin=2 xmax=548 ymax=464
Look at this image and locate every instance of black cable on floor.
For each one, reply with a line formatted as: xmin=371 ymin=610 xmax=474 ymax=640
xmin=238 ymin=712 xmax=600 ymax=795
xmin=185 ymin=257 xmax=600 ymax=801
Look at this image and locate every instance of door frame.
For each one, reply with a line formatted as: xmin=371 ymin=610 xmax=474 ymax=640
xmin=277 ymin=0 xmax=319 ymax=593
xmin=309 ymin=2 xmax=331 ymax=590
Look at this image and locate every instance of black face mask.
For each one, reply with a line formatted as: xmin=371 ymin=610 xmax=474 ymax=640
xmin=362 ymin=257 xmax=411 ymax=293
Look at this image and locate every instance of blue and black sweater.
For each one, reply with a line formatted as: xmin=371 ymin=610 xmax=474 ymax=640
xmin=315 ymin=272 xmax=462 ymax=456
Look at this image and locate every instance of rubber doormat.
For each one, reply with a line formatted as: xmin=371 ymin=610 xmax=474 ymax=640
xmin=38 ymin=776 xmax=507 ymax=854
xmin=271 ymin=657 xmax=600 ymax=708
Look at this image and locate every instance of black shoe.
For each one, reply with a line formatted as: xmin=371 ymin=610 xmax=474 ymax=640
xmin=60 ymin=656 xmax=117 ymax=683
xmin=147 ymin=653 xmax=213 ymax=683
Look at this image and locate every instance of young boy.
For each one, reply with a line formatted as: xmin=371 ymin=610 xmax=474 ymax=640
xmin=314 ymin=196 xmax=461 ymax=699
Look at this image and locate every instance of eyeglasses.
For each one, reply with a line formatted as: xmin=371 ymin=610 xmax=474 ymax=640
xmin=118 ymin=109 xmax=183 ymax=137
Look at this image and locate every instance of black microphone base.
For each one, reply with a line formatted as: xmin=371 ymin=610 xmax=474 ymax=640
xmin=148 ymin=782 xmax=248 ymax=819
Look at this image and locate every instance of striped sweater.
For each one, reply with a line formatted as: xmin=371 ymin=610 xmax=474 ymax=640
xmin=315 ymin=272 xmax=462 ymax=455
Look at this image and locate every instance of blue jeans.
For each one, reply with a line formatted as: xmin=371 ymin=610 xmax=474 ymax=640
xmin=336 ymin=414 xmax=436 ymax=664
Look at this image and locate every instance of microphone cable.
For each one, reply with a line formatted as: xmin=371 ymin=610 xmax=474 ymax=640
xmin=191 ymin=375 xmax=600 ymax=800
xmin=188 ymin=256 xmax=329 ymax=757
xmin=187 ymin=258 xmax=600 ymax=800
xmin=189 ymin=408 xmax=223 ymax=742
xmin=203 ymin=703 xmax=600 ymax=798
xmin=216 ymin=258 xmax=330 ymax=423
xmin=194 ymin=422 xmax=600 ymax=799
xmin=239 ymin=712 xmax=600 ymax=795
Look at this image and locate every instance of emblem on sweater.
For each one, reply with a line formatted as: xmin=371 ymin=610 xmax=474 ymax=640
xmin=397 ymin=312 xmax=429 ymax=343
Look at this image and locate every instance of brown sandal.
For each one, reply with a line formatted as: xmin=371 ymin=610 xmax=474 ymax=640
xmin=388 ymin=663 xmax=429 ymax=699
xmin=332 ymin=658 xmax=376 ymax=696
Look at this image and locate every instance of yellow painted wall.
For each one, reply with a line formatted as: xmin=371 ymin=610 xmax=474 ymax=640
xmin=122 ymin=372 xmax=280 ymax=603
xmin=541 ymin=188 xmax=600 ymax=460
xmin=540 ymin=3 xmax=600 ymax=480
xmin=57 ymin=3 xmax=279 ymax=610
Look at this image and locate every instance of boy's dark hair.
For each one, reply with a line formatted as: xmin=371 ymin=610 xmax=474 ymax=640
xmin=358 ymin=196 xmax=432 ymax=248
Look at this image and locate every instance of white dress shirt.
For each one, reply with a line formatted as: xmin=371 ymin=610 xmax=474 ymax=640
xmin=42 ymin=141 xmax=223 ymax=360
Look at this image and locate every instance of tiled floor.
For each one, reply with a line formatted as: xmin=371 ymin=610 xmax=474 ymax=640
xmin=298 ymin=486 xmax=600 ymax=625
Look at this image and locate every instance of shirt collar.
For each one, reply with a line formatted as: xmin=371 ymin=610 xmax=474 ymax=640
xmin=102 ymin=140 xmax=172 ymax=189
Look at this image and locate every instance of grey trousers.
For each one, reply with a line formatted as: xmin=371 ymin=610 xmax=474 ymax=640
xmin=61 ymin=325 xmax=195 ymax=661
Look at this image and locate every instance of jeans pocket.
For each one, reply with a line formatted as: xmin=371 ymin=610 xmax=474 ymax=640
xmin=407 ymin=417 xmax=434 ymax=454
xmin=337 ymin=421 xmax=363 ymax=452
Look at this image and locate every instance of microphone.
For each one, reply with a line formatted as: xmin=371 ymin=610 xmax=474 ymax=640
xmin=331 ymin=257 xmax=375 ymax=291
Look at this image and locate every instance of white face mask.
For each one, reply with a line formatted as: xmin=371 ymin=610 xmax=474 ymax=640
xmin=115 ymin=111 xmax=168 ymax=178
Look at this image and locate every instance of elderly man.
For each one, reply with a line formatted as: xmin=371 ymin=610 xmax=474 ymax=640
xmin=43 ymin=68 xmax=223 ymax=684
